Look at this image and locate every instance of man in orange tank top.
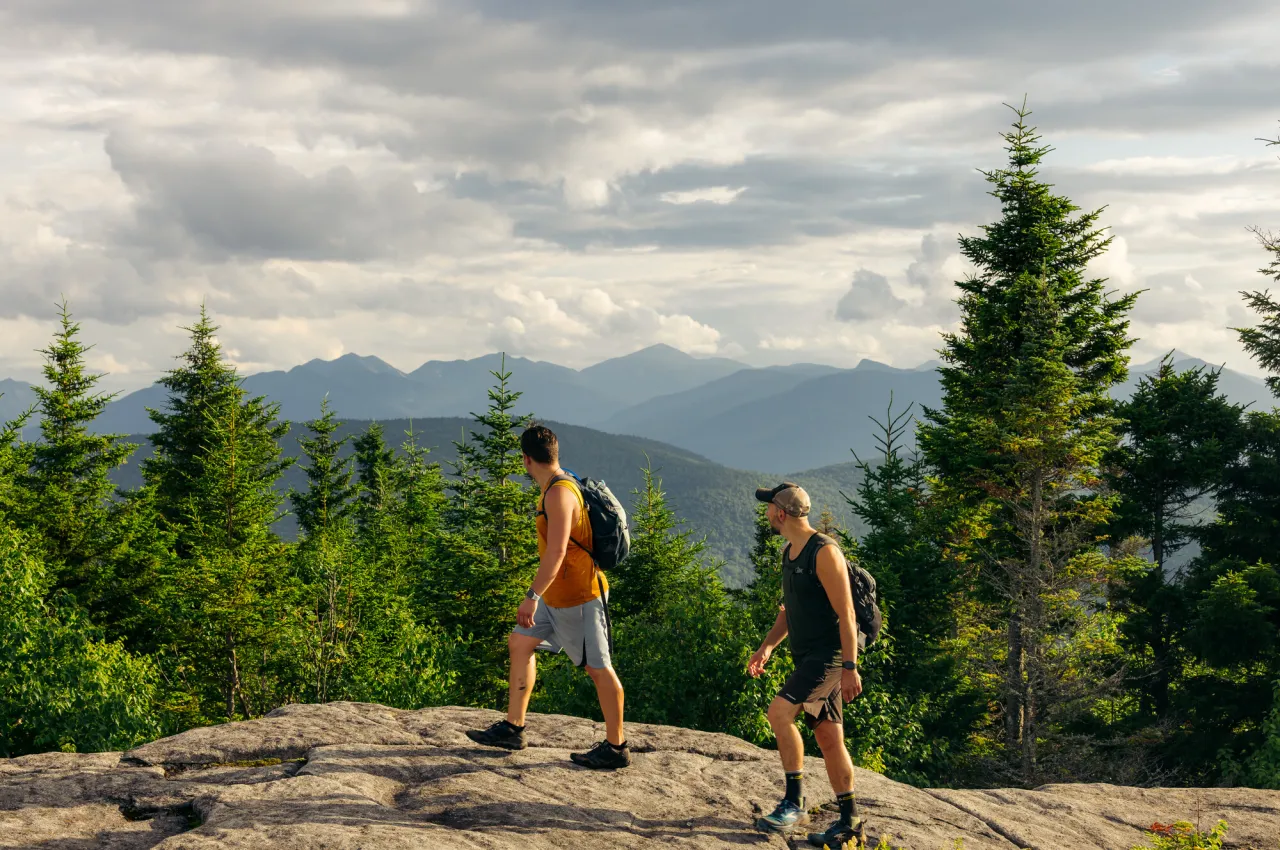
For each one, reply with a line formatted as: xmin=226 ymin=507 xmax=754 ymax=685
xmin=465 ymin=425 xmax=630 ymax=769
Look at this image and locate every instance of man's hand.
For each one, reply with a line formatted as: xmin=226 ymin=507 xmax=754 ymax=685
xmin=842 ymin=668 xmax=863 ymax=702
xmin=747 ymin=645 xmax=772 ymax=678
xmin=517 ymin=597 xmax=539 ymax=629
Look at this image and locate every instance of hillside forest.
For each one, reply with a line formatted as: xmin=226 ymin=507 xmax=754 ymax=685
xmin=3 ymin=108 xmax=1280 ymax=792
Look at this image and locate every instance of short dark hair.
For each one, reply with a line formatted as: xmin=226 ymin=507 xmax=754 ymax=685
xmin=521 ymin=424 xmax=559 ymax=465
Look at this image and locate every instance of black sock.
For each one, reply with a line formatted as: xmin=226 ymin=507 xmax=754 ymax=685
xmin=837 ymin=791 xmax=858 ymax=828
xmin=608 ymin=740 xmax=627 ymax=751
xmin=504 ymin=720 xmax=524 ymax=732
xmin=785 ymin=771 xmax=803 ymax=807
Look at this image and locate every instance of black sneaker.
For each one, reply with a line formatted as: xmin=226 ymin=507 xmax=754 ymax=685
xmin=569 ymin=740 xmax=631 ymax=769
xmin=465 ymin=719 xmax=527 ymax=751
xmin=807 ymin=820 xmax=864 ymax=848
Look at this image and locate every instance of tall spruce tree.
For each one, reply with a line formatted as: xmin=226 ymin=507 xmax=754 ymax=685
xmin=1235 ymin=125 xmax=1279 ymax=396
xmin=445 ymin=357 xmax=536 ymax=570
xmin=425 ymin=358 xmax=538 ymax=703
xmin=144 ymin=310 xmax=294 ymax=723
xmin=608 ymin=460 xmax=708 ymax=619
xmin=18 ymin=303 xmax=135 ymax=599
xmin=845 ymin=402 xmax=979 ymax=781
xmin=1106 ymin=358 xmax=1244 ymax=723
xmin=1173 ymin=241 xmax=1280 ymax=780
xmin=1109 ymin=356 xmax=1245 ymax=572
xmin=290 ymin=399 xmax=356 ymax=540
xmin=142 ymin=306 xmax=244 ymax=557
xmin=918 ymin=104 xmax=1137 ymax=783
xmin=287 ymin=400 xmax=360 ymax=701
xmin=352 ymin=421 xmax=398 ymax=550
xmin=1235 ymin=287 xmax=1280 ymax=400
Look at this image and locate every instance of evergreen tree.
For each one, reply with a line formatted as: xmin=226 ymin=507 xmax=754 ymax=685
xmin=395 ymin=427 xmax=449 ymax=563
xmin=17 ymin=303 xmax=135 ymax=600
xmin=1236 ymin=286 xmax=1280 ymax=400
xmin=143 ymin=311 xmax=294 ymax=723
xmin=1172 ymin=281 xmax=1280 ymax=779
xmin=844 ymin=402 xmax=979 ymax=781
xmin=141 ymin=305 xmax=244 ymax=557
xmin=424 ymin=358 xmax=538 ymax=703
xmin=1225 ymin=678 xmax=1280 ymax=789
xmin=445 ymin=356 xmax=536 ymax=569
xmin=286 ymin=401 xmax=360 ymax=702
xmin=1109 ymin=357 xmax=1245 ymax=571
xmin=608 ymin=460 xmax=708 ymax=619
xmin=733 ymin=502 xmax=786 ymax=635
xmin=352 ymin=421 xmax=398 ymax=550
xmin=1106 ymin=357 xmax=1244 ymax=722
xmin=917 ymin=104 xmax=1137 ymax=783
xmin=290 ymin=398 xmax=356 ymax=540
xmin=0 ymin=409 xmax=34 ymax=522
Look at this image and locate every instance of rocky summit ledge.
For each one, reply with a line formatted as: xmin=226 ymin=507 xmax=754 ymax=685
xmin=2 ymin=703 xmax=1278 ymax=849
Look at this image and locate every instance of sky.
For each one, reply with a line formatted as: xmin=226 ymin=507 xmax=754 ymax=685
xmin=1 ymin=0 xmax=1278 ymax=392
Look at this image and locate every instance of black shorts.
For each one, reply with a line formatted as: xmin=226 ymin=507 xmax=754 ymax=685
xmin=778 ymin=655 xmax=843 ymax=729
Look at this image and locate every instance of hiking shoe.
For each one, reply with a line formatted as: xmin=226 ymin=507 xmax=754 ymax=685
xmin=569 ymin=740 xmax=631 ymax=769
xmin=807 ymin=820 xmax=864 ymax=848
xmin=465 ymin=720 xmax=526 ymax=751
xmin=757 ymin=798 xmax=810 ymax=832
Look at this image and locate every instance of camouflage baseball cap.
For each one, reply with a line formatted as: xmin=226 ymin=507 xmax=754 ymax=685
xmin=754 ymin=482 xmax=811 ymax=517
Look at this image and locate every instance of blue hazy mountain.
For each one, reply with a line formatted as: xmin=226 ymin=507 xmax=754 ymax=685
xmin=4 ymin=346 xmax=1274 ymax=473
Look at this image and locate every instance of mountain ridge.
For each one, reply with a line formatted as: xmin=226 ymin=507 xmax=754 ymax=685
xmin=5 ymin=346 xmax=1275 ymax=472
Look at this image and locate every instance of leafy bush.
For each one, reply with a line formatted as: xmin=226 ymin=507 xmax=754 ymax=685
xmin=0 ymin=523 xmax=160 ymax=756
xmin=1130 ymin=820 xmax=1228 ymax=850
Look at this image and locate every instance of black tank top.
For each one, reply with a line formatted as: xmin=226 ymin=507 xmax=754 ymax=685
xmin=781 ymin=532 xmax=843 ymax=663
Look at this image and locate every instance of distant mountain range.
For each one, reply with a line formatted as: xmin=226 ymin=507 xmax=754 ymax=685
xmin=106 ymin=417 xmax=866 ymax=587
xmin=3 ymin=345 xmax=1276 ymax=473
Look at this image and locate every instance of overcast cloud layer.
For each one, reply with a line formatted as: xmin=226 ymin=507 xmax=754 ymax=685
xmin=1 ymin=0 xmax=1278 ymax=391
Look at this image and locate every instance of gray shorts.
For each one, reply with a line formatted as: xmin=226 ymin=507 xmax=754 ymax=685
xmin=514 ymin=595 xmax=612 ymax=669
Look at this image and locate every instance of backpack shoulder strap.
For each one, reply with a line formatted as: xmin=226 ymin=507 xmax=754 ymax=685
xmin=806 ymin=534 xmax=842 ymax=582
xmin=537 ymin=474 xmax=595 ymax=561
xmin=536 ymin=473 xmax=579 ymax=517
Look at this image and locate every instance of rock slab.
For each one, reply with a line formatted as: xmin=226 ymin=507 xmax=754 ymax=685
xmin=0 ymin=703 xmax=1276 ymax=849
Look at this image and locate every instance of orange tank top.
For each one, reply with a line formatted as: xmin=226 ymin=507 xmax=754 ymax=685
xmin=537 ymin=477 xmax=608 ymax=608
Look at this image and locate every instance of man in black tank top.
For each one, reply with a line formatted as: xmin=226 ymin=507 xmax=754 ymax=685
xmin=747 ymin=482 xmax=864 ymax=845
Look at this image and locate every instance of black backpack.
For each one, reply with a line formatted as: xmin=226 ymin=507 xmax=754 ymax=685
xmin=546 ymin=470 xmax=631 ymax=571
xmin=804 ymin=539 xmax=884 ymax=647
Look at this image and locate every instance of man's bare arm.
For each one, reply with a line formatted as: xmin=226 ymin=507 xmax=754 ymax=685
xmin=760 ymin=606 xmax=789 ymax=652
xmin=816 ymin=546 xmax=857 ymax=668
xmin=748 ymin=605 xmax=788 ymax=677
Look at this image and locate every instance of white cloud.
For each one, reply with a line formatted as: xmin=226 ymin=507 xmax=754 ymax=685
xmin=0 ymin=0 xmax=1277 ymax=387
xmin=660 ymin=186 xmax=746 ymax=205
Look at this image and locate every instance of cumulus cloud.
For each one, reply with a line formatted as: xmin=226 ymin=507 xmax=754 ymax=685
xmin=0 ymin=0 xmax=1277 ymax=387
xmin=904 ymin=233 xmax=964 ymax=322
xmin=105 ymin=132 xmax=510 ymax=262
xmin=835 ymin=270 xmax=907 ymax=322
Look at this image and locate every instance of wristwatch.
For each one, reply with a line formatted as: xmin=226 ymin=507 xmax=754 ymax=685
xmin=842 ymin=660 xmax=858 ymax=671
xmin=525 ymin=588 xmax=541 ymax=601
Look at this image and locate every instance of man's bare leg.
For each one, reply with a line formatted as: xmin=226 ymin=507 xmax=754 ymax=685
xmin=757 ymin=697 xmax=811 ymax=829
xmin=812 ymin=718 xmax=860 ymax=838
xmin=507 ymin=632 xmax=542 ymax=727
xmin=813 ymin=720 xmax=854 ymax=795
xmin=766 ymin=696 xmax=805 ymax=772
xmin=585 ymin=665 xmax=626 ymax=745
